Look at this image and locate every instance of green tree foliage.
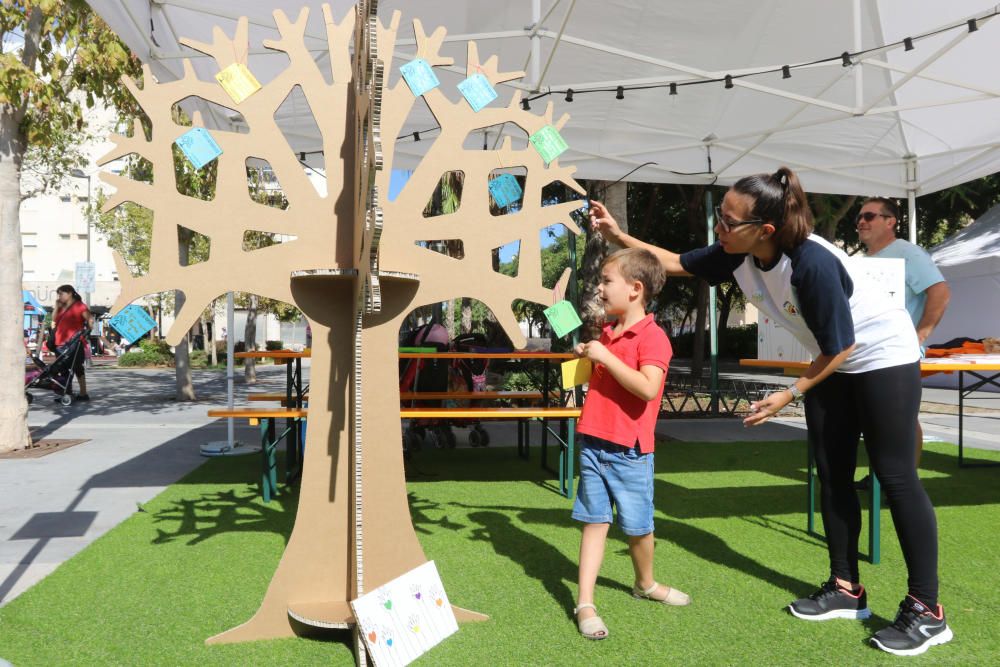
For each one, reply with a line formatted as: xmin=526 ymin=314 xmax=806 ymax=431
xmin=1 ymin=0 xmax=141 ymax=451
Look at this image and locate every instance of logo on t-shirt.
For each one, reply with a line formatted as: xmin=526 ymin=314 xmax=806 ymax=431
xmin=782 ymin=300 xmax=799 ymax=317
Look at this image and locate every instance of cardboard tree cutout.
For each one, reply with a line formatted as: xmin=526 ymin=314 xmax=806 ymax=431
xmin=99 ymin=2 xmax=583 ymax=657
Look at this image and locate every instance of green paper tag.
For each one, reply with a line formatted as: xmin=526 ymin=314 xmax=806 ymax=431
xmin=543 ymin=300 xmax=582 ymax=338
xmin=529 ymin=125 xmax=568 ymax=164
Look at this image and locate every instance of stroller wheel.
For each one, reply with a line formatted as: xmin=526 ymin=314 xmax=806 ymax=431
xmin=25 ymin=393 xmax=33 ymax=405
xmin=438 ymin=425 xmax=457 ymax=449
xmin=404 ymin=427 xmax=424 ymax=452
xmin=61 ymin=394 xmax=73 ymax=406
xmin=478 ymin=427 xmax=490 ymax=447
xmin=468 ymin=429 xmax=482 ymax=447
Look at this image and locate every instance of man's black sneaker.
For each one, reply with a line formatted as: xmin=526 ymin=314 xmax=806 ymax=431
xmin=871 ymin=596 xmax=953 ymax=656
xmin=789 ymin=579 xmax=871 ymax=621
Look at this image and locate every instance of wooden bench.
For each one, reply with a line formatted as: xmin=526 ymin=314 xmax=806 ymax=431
xmin=400 ymin=407 xmax=581 ymax=497
xmin=207 ymin=407 xmax=307 ymax=502
xmin=210 ymin=404 xmax=580 ymax=499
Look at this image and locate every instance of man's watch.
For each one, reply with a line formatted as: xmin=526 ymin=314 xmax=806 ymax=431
xmin=787 ymin=384 xmax=804 ymax=402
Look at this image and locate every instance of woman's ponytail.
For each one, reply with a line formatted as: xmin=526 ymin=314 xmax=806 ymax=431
xmin=732 ymin=166 xmax=814 ymax=252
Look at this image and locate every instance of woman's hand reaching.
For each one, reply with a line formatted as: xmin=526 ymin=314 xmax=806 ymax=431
xmin=588 ymin=200 xmax=624 ymax=244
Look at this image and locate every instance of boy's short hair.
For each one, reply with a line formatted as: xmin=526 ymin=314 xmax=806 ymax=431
xmin=602 ymin=248 xmax=665 ymax=304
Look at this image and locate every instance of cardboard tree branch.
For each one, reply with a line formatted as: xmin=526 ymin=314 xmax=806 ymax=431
xmin=98 ymin=3 xmax=584 ymax=660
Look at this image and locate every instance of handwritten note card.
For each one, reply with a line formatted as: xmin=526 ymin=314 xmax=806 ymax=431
xmin=351 ymin=561 xmax=458 ymax=666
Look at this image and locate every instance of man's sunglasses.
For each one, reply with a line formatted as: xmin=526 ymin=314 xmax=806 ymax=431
xmin=855 ymin=211 xmax=894 ymax=225
xmin=714 ymin=206 xmax=764 ymax=233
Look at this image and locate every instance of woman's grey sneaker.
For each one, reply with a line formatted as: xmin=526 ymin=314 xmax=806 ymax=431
xmin=788 ymin=579 xmax=871 ymax=621
xmin=871 ymin=596 xmax=952 ymax=656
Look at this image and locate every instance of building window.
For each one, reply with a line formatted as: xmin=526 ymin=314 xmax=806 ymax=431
xmin=59 ymin=233 xmax=71 ymax=240
xmin=22 ymin=233 xmax=37 ymax=247
xmin=77 ymin=233 xmax=89 ymax=240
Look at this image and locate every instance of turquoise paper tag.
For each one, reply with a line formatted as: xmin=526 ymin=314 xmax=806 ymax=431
xmin=457 ymin=73 xmax=498 ymax=111
xmin=400 ymin=58 xmax=440 ymax=96
xmin=175 ymin=127 xmax=222 ymax=169
xmin=488 ymin=173 xmax=523 ymax=208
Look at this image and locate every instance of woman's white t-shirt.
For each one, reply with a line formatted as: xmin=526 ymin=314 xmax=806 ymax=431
xmin=680 ymin=234 xmax=919 ymax=373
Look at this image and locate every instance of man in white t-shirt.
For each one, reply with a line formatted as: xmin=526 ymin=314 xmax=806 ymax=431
xmin=857 ymin=197 xmax=950 ymax=466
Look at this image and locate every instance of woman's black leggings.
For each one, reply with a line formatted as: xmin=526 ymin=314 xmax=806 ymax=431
xmin=804 ymin=361 xmax=939 ymax=607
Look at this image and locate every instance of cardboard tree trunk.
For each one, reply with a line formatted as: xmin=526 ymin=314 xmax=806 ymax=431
xmin=98 ymin=2 xmax=583 ymax=658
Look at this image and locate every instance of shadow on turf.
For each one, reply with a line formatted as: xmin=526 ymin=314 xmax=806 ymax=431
xmin=465 ymin=510 xmax=621 ymax=620
xmin=445 ymin=501 xmax=817 ymax=600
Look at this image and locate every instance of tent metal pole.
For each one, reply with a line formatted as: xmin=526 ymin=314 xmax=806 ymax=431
xmin=227 ymin=291 xmax=235 ymax=448
xmin=529 ymin=0 xmax=541 ymax=90
xmin=705 ymin=190 xmax=719 ymax=414
xmin=853 ymin=0 xmax=863 ymax=109
xmin=908 ymin=190 xmax=918 ymax=244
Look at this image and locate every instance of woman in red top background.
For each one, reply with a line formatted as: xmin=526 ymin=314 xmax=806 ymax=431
xmin=53 ymin=284 xmax=93 ymax=401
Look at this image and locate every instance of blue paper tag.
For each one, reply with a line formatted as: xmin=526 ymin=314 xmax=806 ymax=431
xmin=488 ymin=173 xmax=523 ymax=208
xmin=400 ymin=58 xmax=440 ymax=97
xmin=109 ymin=304 xmax=157 ymax=343
xmin=175 ymin=127 xmax=223 ymax=169
xmin=457 ymin=73 xmax=498 ymax=112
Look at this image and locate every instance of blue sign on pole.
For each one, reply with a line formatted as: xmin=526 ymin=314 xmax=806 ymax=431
xmin=109 ymin=304 xmax=157 ymax=343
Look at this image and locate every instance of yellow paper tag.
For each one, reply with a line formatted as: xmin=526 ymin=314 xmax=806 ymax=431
xmin=215 ymin=62 xmax=261 ymax=104
xmin=561 ymin=358 xmax=592 ymax=389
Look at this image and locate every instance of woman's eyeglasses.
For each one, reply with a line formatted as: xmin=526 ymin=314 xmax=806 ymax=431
xmin=855 ymin=211 xmax=894 ymax=225
xmin=714 ymin=206 xmax=763 ymax=233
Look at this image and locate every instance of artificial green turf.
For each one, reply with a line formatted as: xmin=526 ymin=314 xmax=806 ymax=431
xmin=1 ymin=440 xmax=998 ymax=665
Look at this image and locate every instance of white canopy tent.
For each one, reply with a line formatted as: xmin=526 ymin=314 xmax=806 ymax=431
xmin=929 ymin=203 xmax=1000 ymax=345
xmin=86 ymin=0 xmax=1000 ymax=243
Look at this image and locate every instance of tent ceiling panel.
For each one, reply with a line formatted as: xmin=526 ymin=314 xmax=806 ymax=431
xmin=86 ymin=0 xmax=1000 ymax=196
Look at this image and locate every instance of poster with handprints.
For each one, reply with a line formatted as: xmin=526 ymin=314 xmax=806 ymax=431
xmin=350 ymin=561 xmax=458 ymax=666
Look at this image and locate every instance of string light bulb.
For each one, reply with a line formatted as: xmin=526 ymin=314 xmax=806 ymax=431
xmin=724 ymin=75 xmax=734 ymax=89
xmin=968 ymin=18 xmax=978 ymax=32
xmin=521 ymin=98 xmax=530 ymax=111
xmin=565 ymin=88 xmax=574 ymax=102
xmin=298 ymin=152 xmax=306 ymax=162
xmin=412 ymin=131 xmax=420 ymax=142
xmin=782 ymin=65 xmax=791 ymax=79
xmin=616 ymin=85 xmax=625 ymax=100
xmin=903 ymin=37 xmax=914 ymax=51
xmin=841 ymin=51 xmax=852 ymax=67
xmin=669 ymin=82 xmax=677 ymax=95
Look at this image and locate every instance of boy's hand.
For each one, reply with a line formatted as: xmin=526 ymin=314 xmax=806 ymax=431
xmin=575 ymin=340 xmax=610 ymax=365
xmin=743 ymin=390 xmax=792 ymax=427
xmin=588 ymin=200 xmax=624 ymax=244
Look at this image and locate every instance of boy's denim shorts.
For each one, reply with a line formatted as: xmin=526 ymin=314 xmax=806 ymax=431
xmin=571 ymin=434 xmax=655 ymax=536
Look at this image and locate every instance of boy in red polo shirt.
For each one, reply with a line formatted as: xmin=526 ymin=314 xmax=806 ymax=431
xmin=571 ymin=247 xmax=689 ymax=641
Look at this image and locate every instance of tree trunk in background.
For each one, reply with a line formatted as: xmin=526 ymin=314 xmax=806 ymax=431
xmin=174 ymin=229 xmax=196 ymax=400
xmin=0 ymin=112 xmax=31 ymax=452
xmin=579 ymin=180 xmax=628 ymax=341
xmin=245 ymin=294 xmax=259 ymax=383
xmin=208 ymin=304 xmax=218 ymax=366
xmin=461 ymin=297 xmax=472 ymax=334
xmin=691 ymin=280 xmax=709 ymax=379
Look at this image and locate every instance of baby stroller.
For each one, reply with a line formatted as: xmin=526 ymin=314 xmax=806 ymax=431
xmin=400 ymin=322 xmax=456 ymax=452
xmin=25 ymin=328 xmax=87 ymax=406
xmin=451 ymin=332 xmax=493 ymax=446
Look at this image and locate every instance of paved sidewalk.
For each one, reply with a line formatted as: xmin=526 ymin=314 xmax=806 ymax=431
xmin=1 ymin=363 xmax=292 ymax=606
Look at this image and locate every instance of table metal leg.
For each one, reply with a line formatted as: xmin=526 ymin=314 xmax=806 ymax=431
xmin=541 ymin=359 xmax=550 ymax=468
xmin=956 ymin=370 xmax=1000 ymax=468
